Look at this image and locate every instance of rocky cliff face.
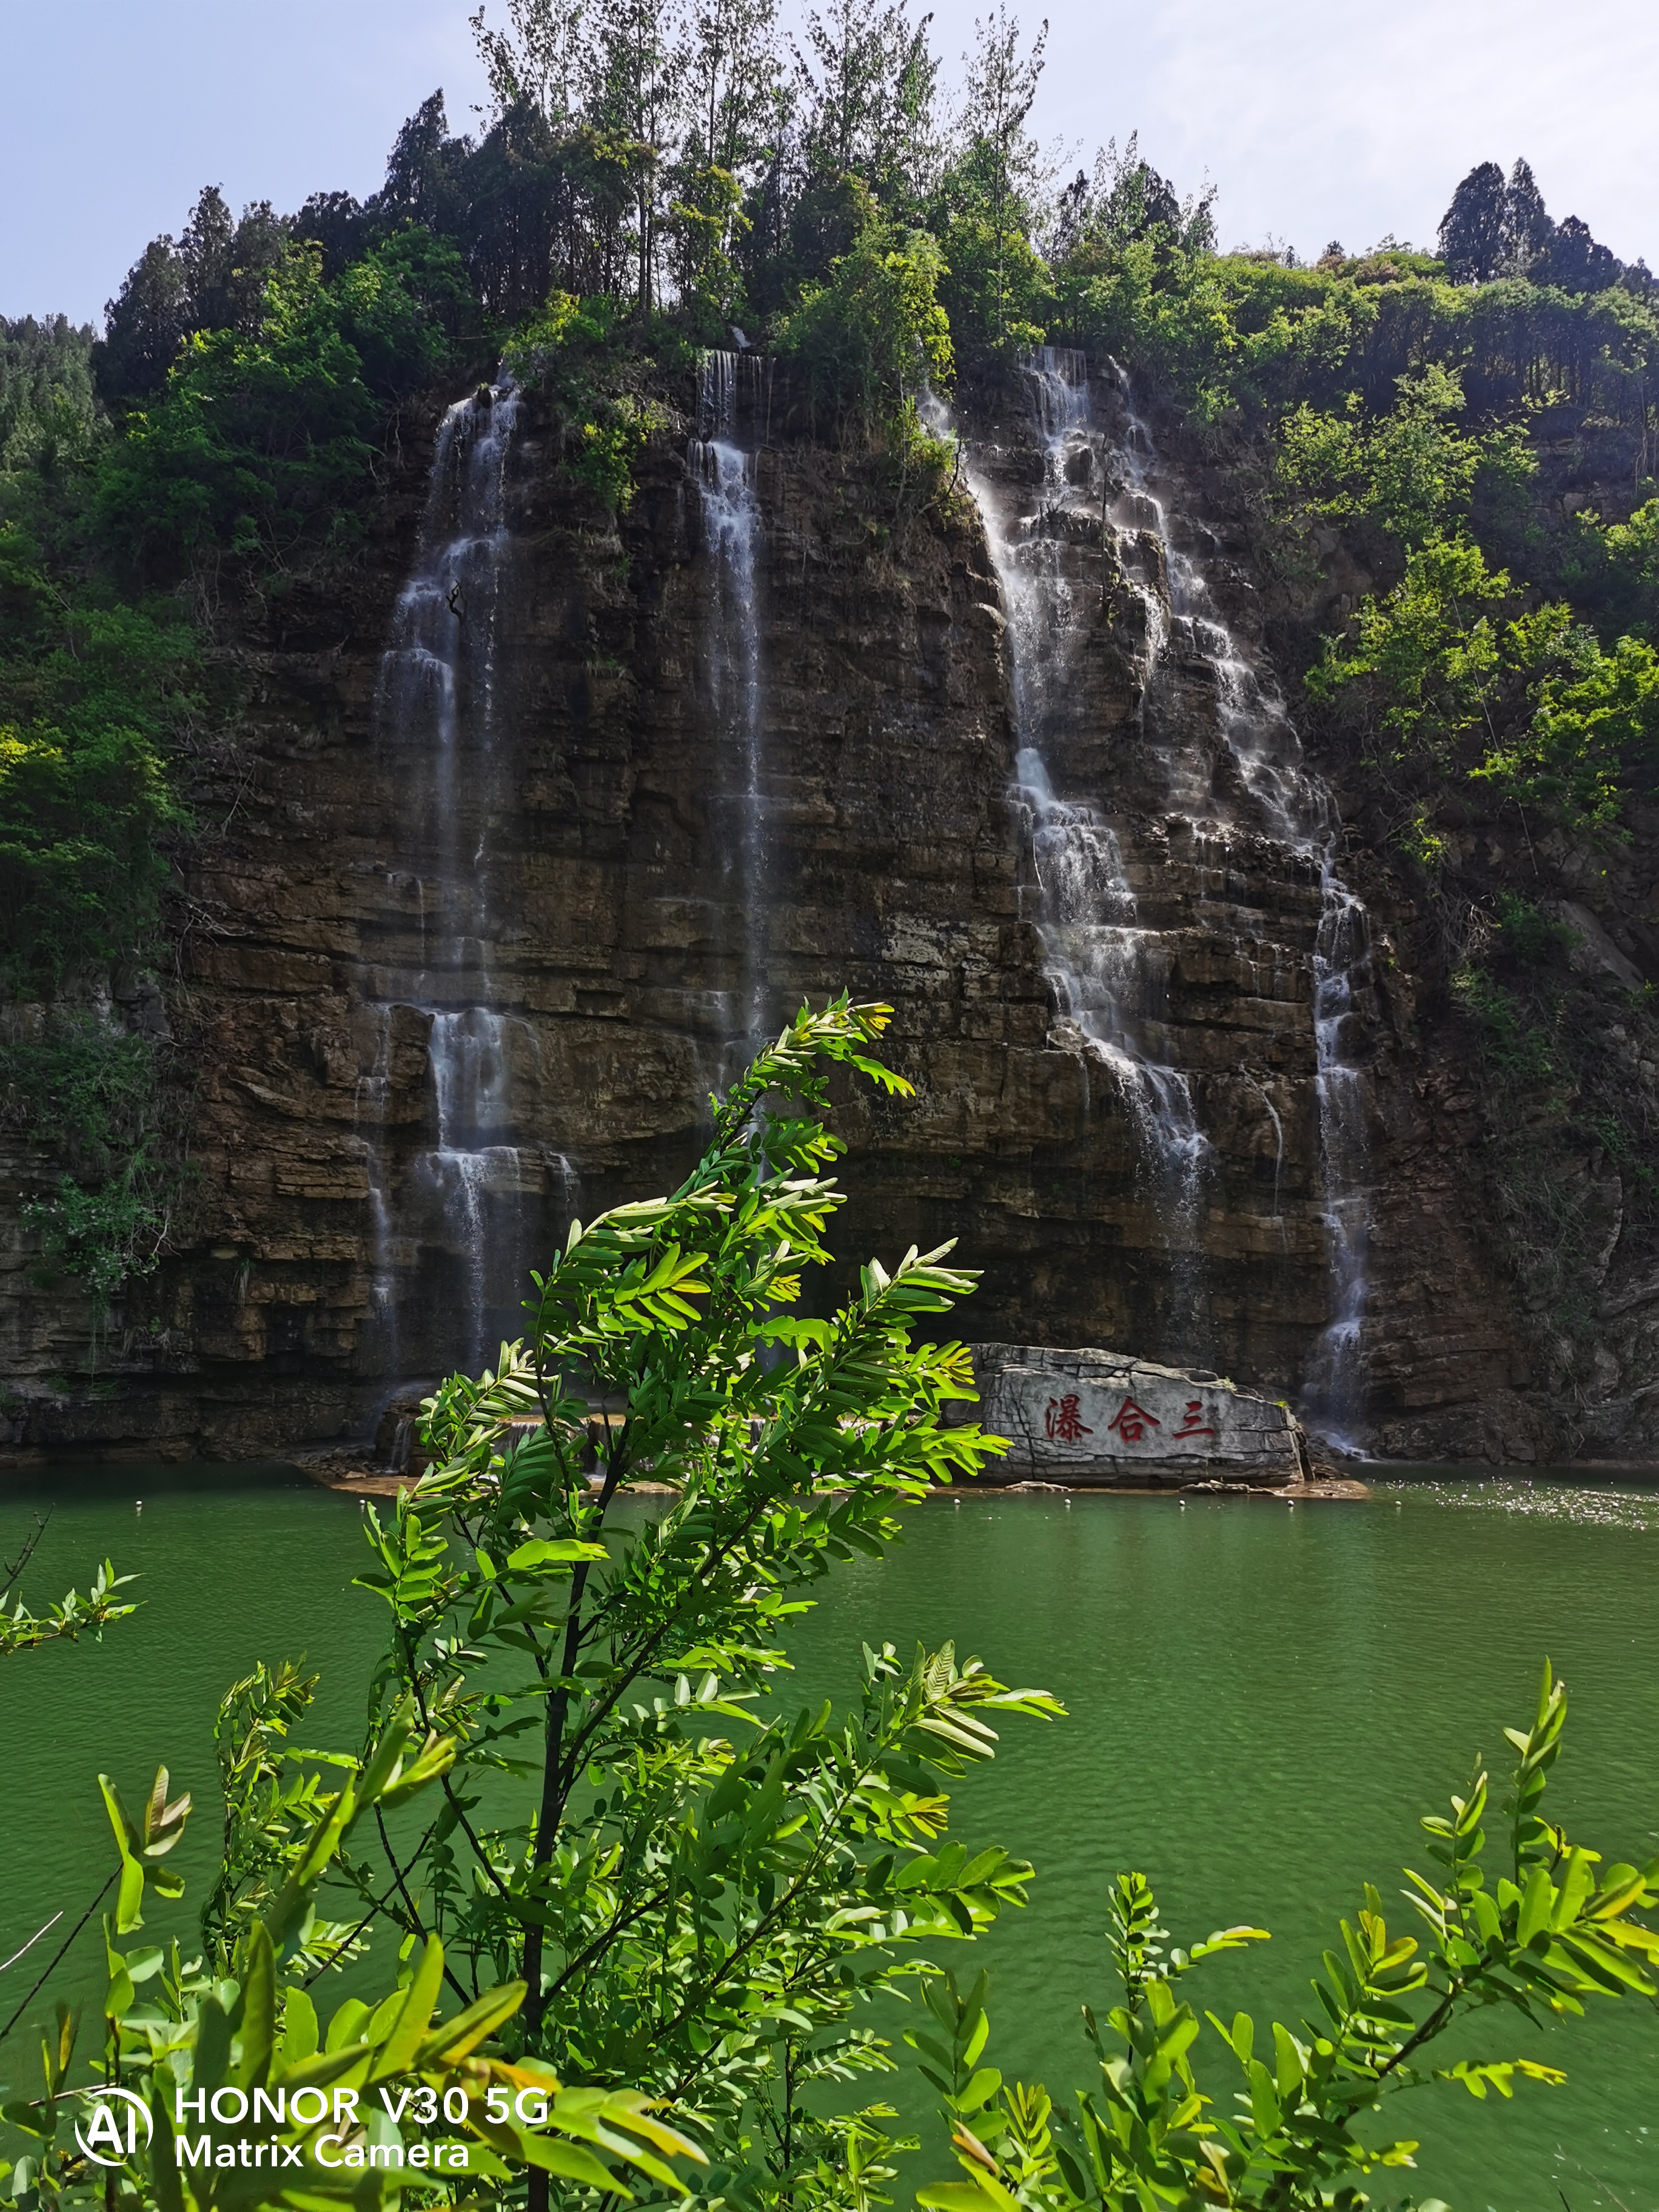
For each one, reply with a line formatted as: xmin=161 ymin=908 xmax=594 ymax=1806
xmin=3 ymin=361 xmax=1652 ymax=1464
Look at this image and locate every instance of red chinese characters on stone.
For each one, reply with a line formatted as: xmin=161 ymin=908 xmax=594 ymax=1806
xmin=1173 ymin=1399 xmax=1216 ymax=1441
xmin=1045 ymin=1393 xmax=1093 ymax=1443
xmin=1105 ymin=1395 xmax=1160 ymax=1443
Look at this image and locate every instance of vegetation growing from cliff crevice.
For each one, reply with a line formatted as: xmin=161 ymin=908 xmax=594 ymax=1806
xmin=1443 ymin=897 xmax=1659 ymax=1412
xmin=3 ymin=1014 xmax=189 ymax=1316
xmin=0 ymin=330 xmax=206 ymax=1312
xmin=504 ymin=288 xmax=680 ymax=512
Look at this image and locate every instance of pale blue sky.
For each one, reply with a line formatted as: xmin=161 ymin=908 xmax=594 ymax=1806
xmin=4 ymin=0 xmax=1656 ymax=323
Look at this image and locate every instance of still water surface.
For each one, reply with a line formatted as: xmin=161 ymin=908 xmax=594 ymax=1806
xmin=0 ymin=1466 xmax=1654 ymax=2211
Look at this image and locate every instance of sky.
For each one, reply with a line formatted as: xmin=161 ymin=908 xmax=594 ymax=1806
xmin=4 ymin=0 xmax=1658 ymax=325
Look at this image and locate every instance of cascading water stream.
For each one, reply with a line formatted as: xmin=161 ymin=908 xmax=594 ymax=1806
xmin=1101 ymin=358 xmax=1376 ymax=1433
xmin=942 ymin=350 xmax=1376 ymax=1430
xmin=1302 ymin=872 xmax=1373 ymax=1441
xmin=689 ymin=350 xmax=768 ymax=1052
xmin=934 ymin=357 xmax=1213 ymax=1339
xmin=359 ymin=375 xmax=572 ymax=1378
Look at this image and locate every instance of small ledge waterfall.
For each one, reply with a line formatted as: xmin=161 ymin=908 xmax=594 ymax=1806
xmin=946 ymin=352 xmax=1376 ymax=1424
xmin=690 ymin=349 xmax=770 ymax=1059
xmin=358 ymin=377 xmax=573 ymax=1380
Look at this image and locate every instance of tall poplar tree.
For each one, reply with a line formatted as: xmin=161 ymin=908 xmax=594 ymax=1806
xmin=791 ymin=0 xmax=940 ymax=206
xmin=949 ymin=7 xmax=1048 ymax=349
xmin=589 ymin=0 xmax=690 ymax=309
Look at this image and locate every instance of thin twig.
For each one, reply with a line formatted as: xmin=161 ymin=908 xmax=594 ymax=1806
xmin=372 ymin=1807 xmax=472 ymax=2007
xmin=0 ymin=1875 xmax=115 ymax=2045
xmin=0 ymin=1911 xmax=64 ymax=1976
xmin=1 ymin=1512 xmax=50 ymax=1608
xmin=303 ymin=1817 xmax=438 ymax=1988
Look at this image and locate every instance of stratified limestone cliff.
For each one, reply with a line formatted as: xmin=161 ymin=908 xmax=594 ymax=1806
xmin=1 ymin=369 xmax=1649 ymax=1465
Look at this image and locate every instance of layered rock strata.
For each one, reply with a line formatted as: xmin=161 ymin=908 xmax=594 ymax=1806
xmin=1 ymin=365 xmax=1631 ymax=1464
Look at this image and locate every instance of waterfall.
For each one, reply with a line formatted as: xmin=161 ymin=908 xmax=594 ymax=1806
xmin=354 ymin=1007 xmax=400 ymax=1371
xmin=947 ymin=350 xmax=1376 ymax=1427
xmin=690 ymin=350 xmax=768 ymax=1052
xmin=1103 ymin=358 xmax=1378 ymax=1434
xmin=359 ymin=374 xmax=567 ymax=1379
xmin=940 ymin=353 xmax=1212 ymax=1350
xmin=1304 ymin=871 xmax=1373 ymax=1443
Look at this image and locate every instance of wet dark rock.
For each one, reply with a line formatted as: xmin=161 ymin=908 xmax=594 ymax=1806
xmin=2 ymin=369 xmax=1651 ymax=1467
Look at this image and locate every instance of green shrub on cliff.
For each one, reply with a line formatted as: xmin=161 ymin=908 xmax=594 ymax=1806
xmin=504 ymin=289 xmax=677 ymax=512
xmin=99 ymin=232 xmax=477 ymax=573
xmin=931 ymin=179 xmax=1052 ymax=373
xmin=0 ymin=450 xmax=199 ymax=1310
xmin=1049 ymin=231 xmax=1659 ymax=434
xmin=1278 ymin=363 xmax=1534 ymax=550
xmin=0 ymin=520 xmax=194 ymax=992
xmin=1 ymin=1014 xmax=183 ymax=1309
xmin=1563 ymin=496 xmax=1659 ymax=642
xmin=777 ymin=181 xmax=955 ymax=444
xmin=1309 ymin=535 xmax=1659 ymax=836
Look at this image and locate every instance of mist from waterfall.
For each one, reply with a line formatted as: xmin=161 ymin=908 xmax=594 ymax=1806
xmin=943 ymin=350 xmax=1376 ymax=1431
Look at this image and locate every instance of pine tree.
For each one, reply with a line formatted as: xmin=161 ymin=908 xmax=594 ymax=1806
xmin=224 ymin=201 xmax=292 ymax=328
xmin=96 ymin=238 xmax=192 ymax=400
xmin=1501 ymin=157 xmax=1553 ymax=275
xmin=382 ymin=93 xmax=466 ymax=234
xmin=1543 ymin=213 xmax=1623 ymax=294
xmin=292 ymin=191 xmax=370 ymax=278
xmin=1437 ymin=159 xmax=1506 ymax=283
xmin=178 ymin=186 xmax=238 ymax=326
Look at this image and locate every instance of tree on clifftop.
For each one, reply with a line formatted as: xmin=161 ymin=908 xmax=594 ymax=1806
xmin=1438 ymin=158 xmax=1507 ymax=283
xmin=1500 ymin=155 xmax=1553 ymax=273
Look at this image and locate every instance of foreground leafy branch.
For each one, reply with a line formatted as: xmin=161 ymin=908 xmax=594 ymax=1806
xmin=7 ymin=1002 xmax=1652 ymax=2212
xmin=917 ymin=1662 xmax=1657 ymax=2211
xmin=2 ymin=1695 xmax=701 ymax=2212
xmin=318 ymin=997 xmax=1057 ymax=2204
xmin=0 ymin=1513 xmax=135 ymax=1660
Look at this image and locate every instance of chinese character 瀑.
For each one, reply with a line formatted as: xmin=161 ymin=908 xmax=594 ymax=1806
xmin=1173 ymin=1398 xmax=1216 ymax=1441
xmin=1045 ymin=1393 xmax=1093 ymax=1443
xmin=1105 ymin=1394 xmax=1161 ymax=1443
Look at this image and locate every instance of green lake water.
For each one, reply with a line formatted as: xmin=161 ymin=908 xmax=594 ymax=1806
xmin=1 ymin=1466 xmax=1655 ymax=2211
